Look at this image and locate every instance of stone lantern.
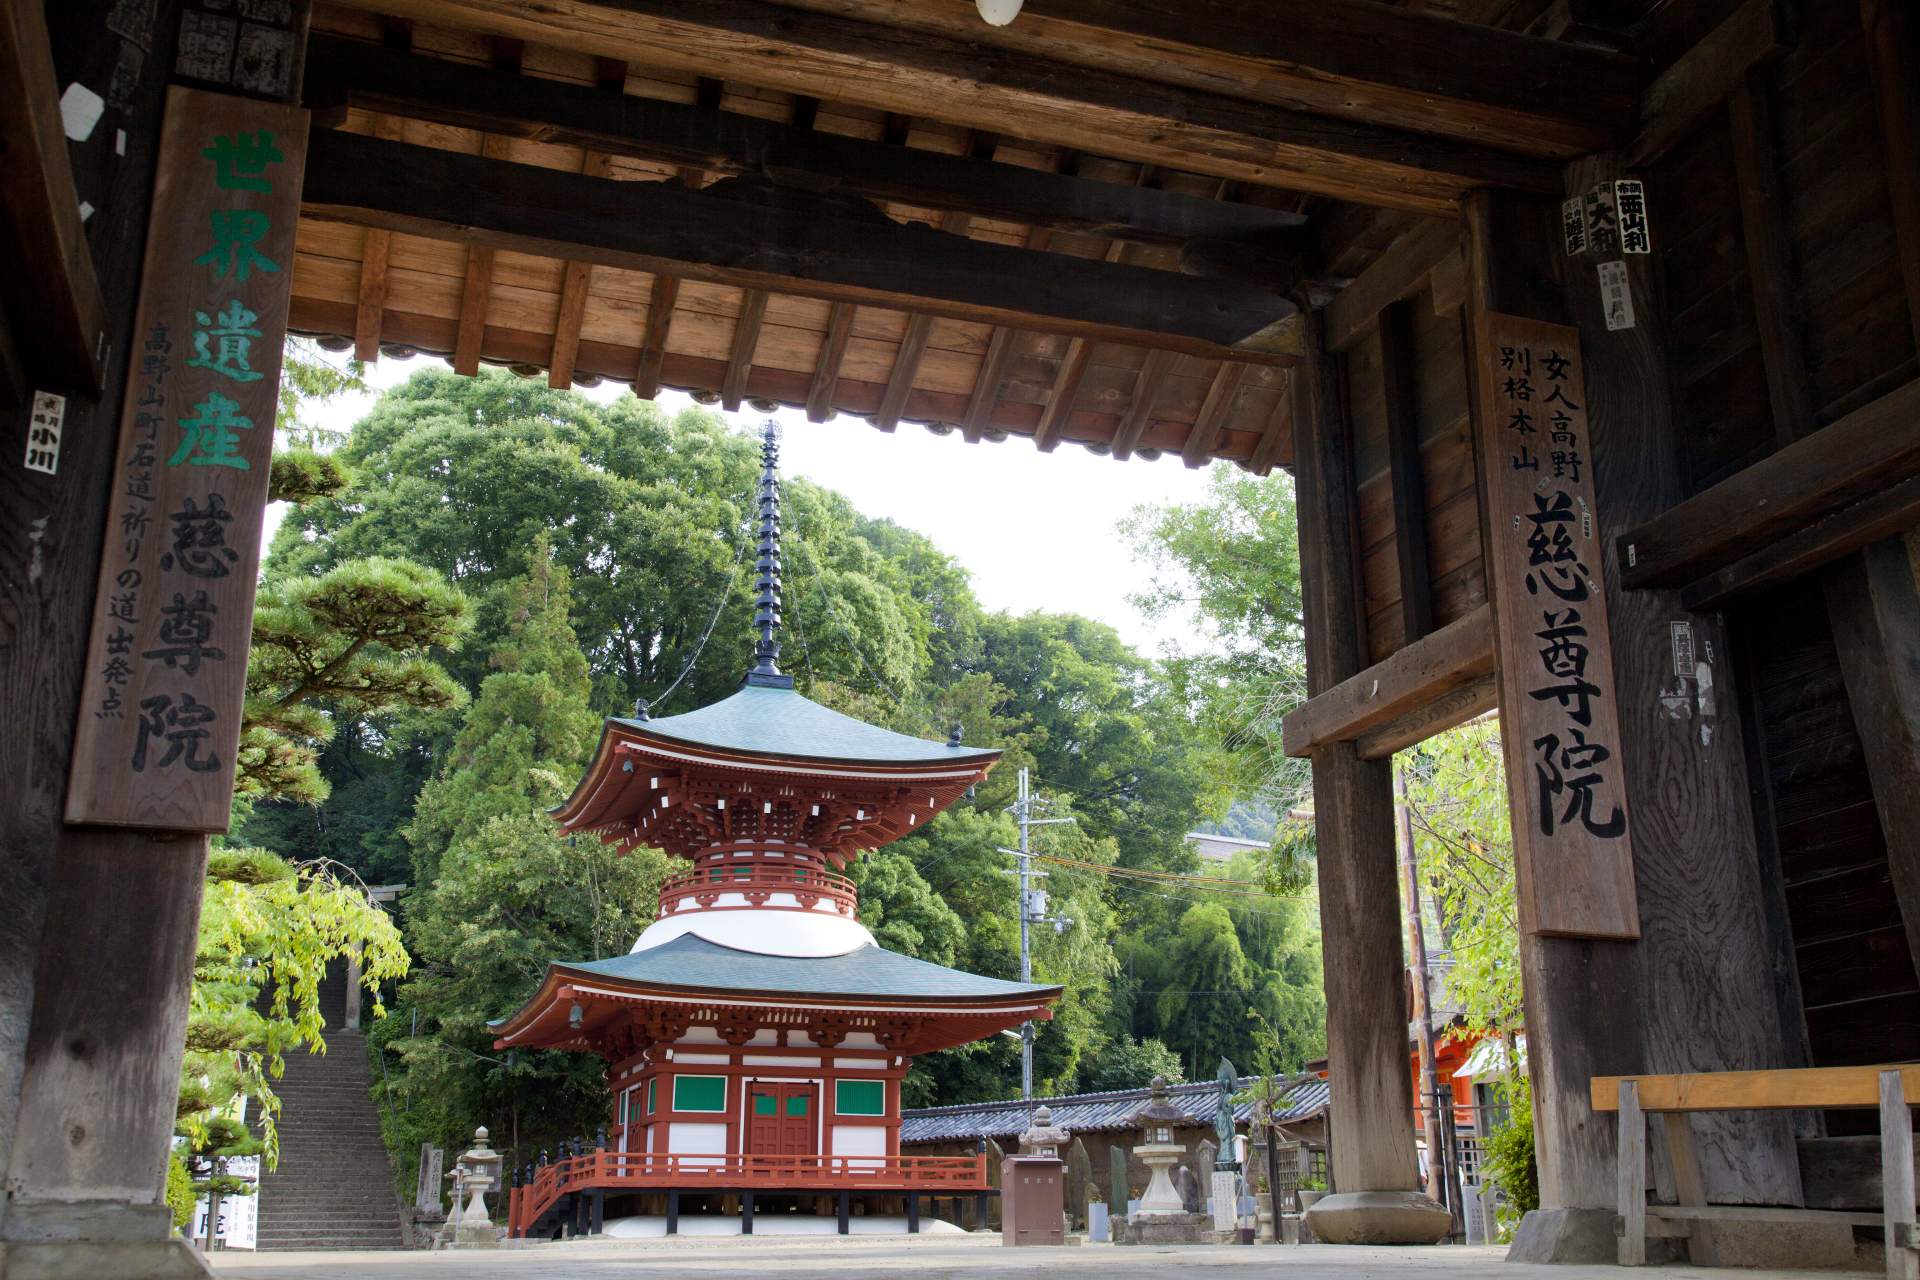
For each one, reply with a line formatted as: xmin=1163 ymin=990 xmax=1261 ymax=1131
xmin=1017 ymin=1105 xmax=1069 ymax=1159
xmin=1116 ymin=1076 xmax=1216 ymax=1246
xmin=450 ymin=1126 xmax=504 ymax=1249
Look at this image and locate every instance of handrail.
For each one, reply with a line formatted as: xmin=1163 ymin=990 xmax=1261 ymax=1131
xmin=656 ymin=863 xmax=859 ymax=918
xmin=510 ymin=1150 xmax=989 ymax=1237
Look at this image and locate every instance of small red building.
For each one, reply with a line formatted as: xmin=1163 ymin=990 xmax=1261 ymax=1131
xmin=497 ymin=426 xmax=1060 ymax=1238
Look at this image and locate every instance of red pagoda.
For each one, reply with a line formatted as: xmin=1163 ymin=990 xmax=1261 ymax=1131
xmin=498 ymin=425 xmax=1061 ymax=1239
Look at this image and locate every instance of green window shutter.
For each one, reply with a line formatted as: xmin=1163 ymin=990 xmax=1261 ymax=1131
xmin=753 ymin=1093 xmax=778 ymax=1116
xmin=787 ymin=1095 xmax=809 ymax=1118
xmin=673 ymin=1075 xmax=727 ymax=1113
xmin=834 ymin=1079 xmax=885 ymax=1116
xmin=646 ymin=1078 xmax=656 ymax=1115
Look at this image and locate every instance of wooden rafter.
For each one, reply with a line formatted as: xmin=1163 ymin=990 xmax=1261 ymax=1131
xmin=960 ymin=327 xmax=1019 ymax=444
xmin=303 ymin=34 xmax=1308 ymax=247
xmin=550 ymin=148 xmax=612 ymax=388
xmin=353 ymin=115 xmax=407 ymax=360
xmin=634 ymin=273 xmax=680 ymax=399
xmin=301 ymin=130 xmax=1301 ymax=359
xmin=1242 ymin=380 xmax=1295 ymax=476
xmin=722 ymin=287 xmax=769 ymax=412
xmin=1033 ymin=338 xmax=1093 ymax=453
xmin=1110 ymin=349 xmax=1175 ymax=461
xmin=772 ymin=0 xmax=1637 ymax=154
xmin=1179 ymin=362 xmax=1245 ymax=469
xmin=323 ymin=0 xmax=1559 ymax=214
xmin=875 ymin=317 xmax=935 ymax=433
xmin=806 ymin=302 xmax=854 ymax=423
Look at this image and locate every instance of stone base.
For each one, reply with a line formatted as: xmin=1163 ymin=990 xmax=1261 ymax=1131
xmin=1303 ymin=1190 xmax=1452 ymax=1245
xmin=1506 ymin=1207 xmax=1622 ymax=1264
xmin=1703 ymin=1219 xmax=1857 ymax=1269
xmin=1115 ymin=1211 xmax=1215 ymax=1245
xmin=0 ymin=1239 xmax=212 ymax=1280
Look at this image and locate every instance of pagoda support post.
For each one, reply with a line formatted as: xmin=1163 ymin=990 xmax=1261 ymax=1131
xmin=741 ymin=1190 xmax=754 ymax=1235
xmin=838 ymin=1190 xmax=851 ymax=1234
xmin=590 ymin=1189 xmax=605 ymax=1236
xmin=666 ymin=1191 xmax=680 ymax=1235
xmin=1291 ymin=307 xmax=1451 ymax=1246
xmin=907 ymin=1192 xmax=920 ymax=1234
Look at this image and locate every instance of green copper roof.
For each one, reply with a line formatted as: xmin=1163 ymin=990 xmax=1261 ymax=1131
xmin=554 ymin=933 xmax=1058 ymax=1002
xmin=614 ymin=683 xmax=998 ymax=766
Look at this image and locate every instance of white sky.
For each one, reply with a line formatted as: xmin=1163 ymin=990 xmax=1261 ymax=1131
xmin=291 ymin=353 xmax=1218 ymax=656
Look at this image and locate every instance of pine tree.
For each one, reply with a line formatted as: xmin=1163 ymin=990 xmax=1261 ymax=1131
xmin=381 ymin=544 xmax=669 ymax=1176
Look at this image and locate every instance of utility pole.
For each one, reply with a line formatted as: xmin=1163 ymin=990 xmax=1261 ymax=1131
xmin=1001 ymin=766 xmax=1074 ymax=1104
xmin=1397 ymin=764 xmax=1462 ymax=1239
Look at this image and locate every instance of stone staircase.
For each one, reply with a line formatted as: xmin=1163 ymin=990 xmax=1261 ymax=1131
xmin=254 ymin=963 xmax=409 ymax=1251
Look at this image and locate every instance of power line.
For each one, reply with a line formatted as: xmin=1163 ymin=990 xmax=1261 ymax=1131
xmin=641 ymin=499 xmax=755 ymax=712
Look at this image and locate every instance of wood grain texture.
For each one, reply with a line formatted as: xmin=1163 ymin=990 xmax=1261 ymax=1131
xmin=1560 ymin=153 xmax=1800 ymax=1207
xmin=1033 ymin=338 xmax=1093 ymax=453
xmin=65 ymin=88 xmax=309 ymax=831
xmin=0 ymin=0 xmax=106 ymax=391
xmin=1629 ymin=0 xmax=1792 ymax=166
xmin=549 ymin=150 xmax=611 ymax=388
xmin=1109 ymin=349 xmax=1173 ymax=461
xmin=806 ymin=301 xmax=854 ymax=423
xmin=300 ymin=130 xmax=1301 ymax=359
xmin=1282 ymin=604 xmax=1492 ymax=757
xmin=720 ymin=287 xmax=768 ymax=411
xmin=1293 ymin=305 xmax=1421 ymax=1196
xmin=1614 ymin=378 xmax=1920 ymax=590
xmin=1353 ymin=671 xmax=1497 ymax=761
xmin=960 ymin=326 xmax=1017 ymax=444
xmin=320 ymin=0 xmax=1560 ymax=215
xmin=1325 ymin=219 xmax=1459 ymax=354
xmin=1468 ymin=308 xmax=1638 ymax=940
xmin=1682 ymin=477 xmax=1920 ymax=611
xmin=1618 ymin=1081 xmax=1647 ymax=1266
xmin=1379 ymin=300 xmax=1434 ymax=642
xmin=301 ymin=33 xmax=1308 ymax=247
xmin=876 ymin=315 xmax=934 ymax=433
xmin=1179 ymin=361 xmax=1244 ymax=469
xmin=1592 ymin=1064 xmax=1920 ymax=1112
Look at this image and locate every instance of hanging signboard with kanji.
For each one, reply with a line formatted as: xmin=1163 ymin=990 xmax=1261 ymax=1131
xmin=1472 ymin=312 xmax=1639 ymax=940
xmin=66 ymin=86 xmax=308 ymax=831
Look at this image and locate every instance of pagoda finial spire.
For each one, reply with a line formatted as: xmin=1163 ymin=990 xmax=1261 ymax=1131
xmin=745 ymin=420 xmax=793 ymax=689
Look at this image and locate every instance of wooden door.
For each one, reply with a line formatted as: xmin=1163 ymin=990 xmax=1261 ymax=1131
xmin=747 ymin=1083 xmax=816 ymax=1159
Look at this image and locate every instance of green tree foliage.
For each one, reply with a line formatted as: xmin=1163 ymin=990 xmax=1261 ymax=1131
xmin=1401 ymin=720 xmax=1522 ymax=1038
xmin=1081 ymin=1035 xmax=1185 ymax=1093
xmin=377 ymin=550 xmax=670 ymax=1172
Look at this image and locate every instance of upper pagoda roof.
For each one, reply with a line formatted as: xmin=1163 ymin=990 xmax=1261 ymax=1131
xmin=614 ymin=683 xmax=998 ymax=767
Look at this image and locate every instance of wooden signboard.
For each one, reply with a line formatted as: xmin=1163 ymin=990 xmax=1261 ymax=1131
xmin=65 ymin=87 xmax=308 ymax=831
xmin=1472 ymin=312 xmax=1639 ymax=939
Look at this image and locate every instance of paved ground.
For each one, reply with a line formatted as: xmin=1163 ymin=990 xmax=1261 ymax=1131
xmin=206 ymin=1238 xmax=1876 ymax=1280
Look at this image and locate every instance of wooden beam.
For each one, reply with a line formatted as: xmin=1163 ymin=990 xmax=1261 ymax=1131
xmin=1281 ymin=604 xmax=1493 ymax=758
xmin=721 ymin=288 xmax=769 ymax=412
xmin=1180 ymin=362 xmax=1245 ymax=468
xmin=1614 ymin=379 xmax=1920 ymax=590
xmin=550 ymin=149 xmax=612 ymax=388
xmin=1323 ymin=219 xmax=1459 ymax=354
xmin=1628 ymin=0 xmax=1792 ymax=166
xmin=0 ymin=0 xmax=105 ymax=392
xmin=452 ymin=245 xmax=495 ymax=376
xmin=302 ymin=130 xmax=1301 ymax=361
xmin=1378 ymin=300 xmax=1433 ymax=642
xmin=633 ymin=273 xmax=680 ymax=400
xmin=352 ymin=116 xmax=407 ymax=361
xmin=1728 ymin=80 xmax=1810 ymax=449
xmin=303 ymin=34 xmax=1308 ymax=247
xmin=1680 ymin=477 xmax=1920 ymax=612
xmin=1862 ymin=0 xmax=1920 ymax=353
xmin=1354 ymin=673 xmax=1497 ymax=761
xmin=807 ymin=302 xmax=854 ymax=423
xmin=1033 ymin=338 xmax=1094 ymax=453
xmin=1243 ymin=386 xmax=1294 ymax=477
xmin=941 ymin=0 xmax=1638 ymax=154
xmin=875 ymin=317 xmax=933 ymax=432
xmin=960 ymin=326 xmax=1019 ymax=444
xmin=320 ymin=0 xmax=1560 ymax=216
xmin=1110 ymin=350 xmax=1175 ymax=461
xmin=1591 ymin=1065 xmax=1920 ymax=1114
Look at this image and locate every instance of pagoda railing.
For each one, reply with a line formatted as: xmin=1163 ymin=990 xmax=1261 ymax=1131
xmin=507 ymin=1150 xmax=988 ymax=1237
xmin=656 ymin=863 xmax=858 ymax=918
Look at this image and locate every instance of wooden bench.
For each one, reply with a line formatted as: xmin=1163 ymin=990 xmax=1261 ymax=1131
xmin=1593 ymin=1065 xmax=1920 ymax=1279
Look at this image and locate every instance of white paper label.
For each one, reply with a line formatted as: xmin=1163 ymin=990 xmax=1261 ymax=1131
xmin=1598 ymin=261 xmax=1635 ymax=331
xmin=1561 ymin=196 xmax=1589 ymax=256
xmin=23 ymin=391 xmax=65 ymax=475
xmin=1615 ymin=178 xmax=1651 ymax=254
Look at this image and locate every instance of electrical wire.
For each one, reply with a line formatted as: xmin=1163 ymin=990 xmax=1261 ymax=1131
xmin=642 ymin=495 xmax=754 ymax=711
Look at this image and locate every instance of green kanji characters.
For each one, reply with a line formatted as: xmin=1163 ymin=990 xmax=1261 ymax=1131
xmin=194 ymin=210 xmax=280 ymax=282
xmin=187 ymin=300 xmax=265 ymax=383
xmin=169 ymin=392 xmax=254 ymax=470
xmin=201 ymin=130 xmax=283 ymax=192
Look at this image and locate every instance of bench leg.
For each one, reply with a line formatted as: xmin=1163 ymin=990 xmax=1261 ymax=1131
xmin=1618 ymin=1080 xmax=1647 ymax=1266
xmin=1884 ymin=1070 xmax=1917 ymax=1280
xmin=1663 ymin=1113 xmax=1720 ymax=1267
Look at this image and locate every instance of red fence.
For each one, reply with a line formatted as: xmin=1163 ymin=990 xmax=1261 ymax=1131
xmin=508 ymin=1150 xmax=989 ymax=1237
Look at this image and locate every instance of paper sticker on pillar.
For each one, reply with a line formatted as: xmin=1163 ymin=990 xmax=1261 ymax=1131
xmin=1598 ymin=261 xmax=1635 ymax=332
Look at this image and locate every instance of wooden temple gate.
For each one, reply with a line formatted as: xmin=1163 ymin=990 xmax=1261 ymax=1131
xmin=3 ymin=0 xmax=1919 ymax=1273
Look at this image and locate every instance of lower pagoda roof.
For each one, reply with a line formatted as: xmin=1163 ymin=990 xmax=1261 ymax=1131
xmin=560 ymin=933 xmax=1057 ymax=1002
xmin=491 ymin=934 xmax=1061 ymax=1055
xmin=616 ymin=683 xmax=1001 ymax=767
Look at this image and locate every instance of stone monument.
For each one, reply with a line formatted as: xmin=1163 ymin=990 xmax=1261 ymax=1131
xmin=1115 ymin=1077 xmax=1214 ymax=1245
